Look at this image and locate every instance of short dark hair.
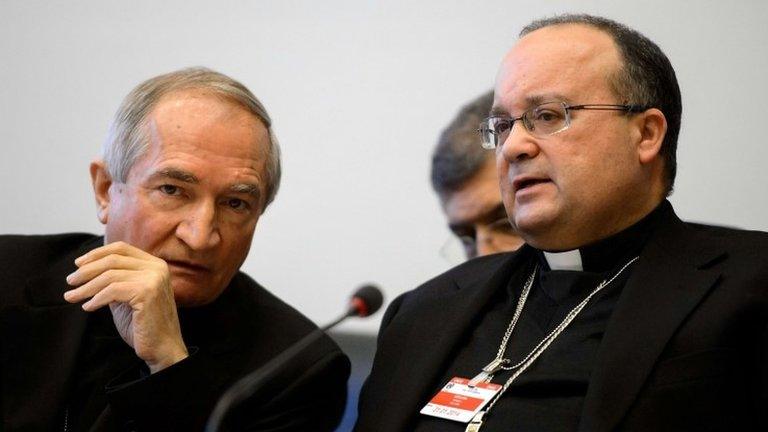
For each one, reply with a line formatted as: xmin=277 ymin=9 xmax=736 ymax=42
xmin=431 ymin=90 xmax=495 ymax=200
xmin=521 ymin=14 xmax=682 ymax=195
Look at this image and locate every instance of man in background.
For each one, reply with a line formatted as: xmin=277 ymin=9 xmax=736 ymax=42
xmin=431 ymin=91 xmax=524 ymax=259
xmin=0 ymin=67 xmax=349 ymax=431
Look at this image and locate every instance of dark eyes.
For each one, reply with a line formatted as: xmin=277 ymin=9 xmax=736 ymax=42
xmin=159 ymin=184 xmax=181 ymax=195
xmin=158 ymin=185 xmax=251 ymax=213
xmin=226 ymin=198 xmax=249 ymax=211
xmin=532 ymin=109 xmax=563 ymax=123
xmin=494 ymin=119 xmax=514 ymax=133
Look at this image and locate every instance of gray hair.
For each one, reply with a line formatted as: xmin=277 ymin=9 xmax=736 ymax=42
xmin=431 ymin=90 xmax=494 ymax=200
xmin=521 ymin=14 xmax=682 ymax=195
xmin=103 ymin=67 xmax=282 ymax=210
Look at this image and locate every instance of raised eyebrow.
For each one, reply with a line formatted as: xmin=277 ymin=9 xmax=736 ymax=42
xmin=151 ymin=168 xmax=199 ymax=184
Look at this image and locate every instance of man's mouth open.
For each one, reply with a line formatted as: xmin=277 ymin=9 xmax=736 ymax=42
xmin=513 ymin=175 xmax=551 ymax=194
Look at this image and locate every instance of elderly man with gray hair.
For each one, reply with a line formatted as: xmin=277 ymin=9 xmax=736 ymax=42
xmin=0 ymin=67 xmax=349 ymax=431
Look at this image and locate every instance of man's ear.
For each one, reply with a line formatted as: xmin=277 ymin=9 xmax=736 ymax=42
xmin=90 ymin=160 xmax=112 ymax=225
xmin=634 ymin=108 xmax=667 ymax=165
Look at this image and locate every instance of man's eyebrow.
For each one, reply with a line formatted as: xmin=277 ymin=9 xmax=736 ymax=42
xmin=491 ymin=94 xmax=572 ymax=116
xmin=490 ymin=105 xmax=508 ymax=117
xmin=448 ymin=203 xmax=508 ymax=232
xmin=230 ymin=183 xmax=261 ymax=200
xmin=149 ymin=168 xmax=261 ymax=200
xmin=524 ymin=95 xmax=548 ymax=107
xmin=150 ymin=168 xmax=199 ymax=184
xmin=484 ymin=203 xmax=510 ymax=223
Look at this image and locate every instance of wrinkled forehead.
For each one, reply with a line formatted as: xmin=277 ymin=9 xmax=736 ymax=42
xmin=152 ymin=88 xmax=266 ymax=129
xmin=494 ymin=24 xmax=622 ymax=112
xmin=148 ymin=90 xmax=269 ymax=159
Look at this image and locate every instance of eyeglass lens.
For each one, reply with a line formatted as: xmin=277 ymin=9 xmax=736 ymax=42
xmin=479 ymin=102 xmax=570 ymax=148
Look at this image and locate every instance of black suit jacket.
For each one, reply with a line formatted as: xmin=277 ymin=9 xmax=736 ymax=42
xmin=356 ymin=207 xmax=768 ymax=431
xmin=0 ymin=233 xmax=350 ymax=431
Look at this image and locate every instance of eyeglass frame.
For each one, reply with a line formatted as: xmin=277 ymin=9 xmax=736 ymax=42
xmin=477 ymin=101 xmax=649 ymax=149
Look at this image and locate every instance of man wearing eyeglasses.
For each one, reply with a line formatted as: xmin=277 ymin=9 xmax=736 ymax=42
xmin=431 ymin=90 xmax=524 ymax=260
xmin=356 ymin=13 xmax=767 ymax=432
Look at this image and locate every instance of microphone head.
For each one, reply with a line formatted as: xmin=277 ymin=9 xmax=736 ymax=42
xmin=349 ymin=284 xmax=384 ymax=318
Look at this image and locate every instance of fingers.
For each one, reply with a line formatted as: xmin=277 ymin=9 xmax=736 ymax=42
xmin=67 ymin=254 xmax=143 ymax=286
xmin=65 ymin=241 xmax=170 ymax=308
xmin=81 ymin=281 xmax=141 ymax=311
xmin=74 ymin=241 xmax=157 ymax=267
xmin=63 ymin=241 xmax=187 ymax=372
xmin=66 ymin=264 xmax=170 ymax=310
xmin=64 ymin=268 xmax=132 ymax=303
xmin=67 ymin=242 xmax=167 ymax=289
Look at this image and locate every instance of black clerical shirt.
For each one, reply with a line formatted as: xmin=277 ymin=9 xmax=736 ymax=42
xmin=413 ymin=203 xmax=666 ymax=431
xmin=62 ymin=294 xmax=238 ymax=431
xmin=65 ymin=308 xmax=137 ymax=430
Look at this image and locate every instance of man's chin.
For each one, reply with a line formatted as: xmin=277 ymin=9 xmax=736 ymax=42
xmin=514 ymin=204 xmax=555 ymax=227
xmin=512 ymin=207 xmax=562 ymax=246
xmin=171 ymin=281 xmax=222 ymax=307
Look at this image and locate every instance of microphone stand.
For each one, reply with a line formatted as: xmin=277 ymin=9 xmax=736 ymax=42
xmin=204 ymin=307 xmax=355 ymax=432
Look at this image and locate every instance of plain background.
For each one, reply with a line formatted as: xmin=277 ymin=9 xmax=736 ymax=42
xmin=2 ymin=0 xmax=767 ymax=334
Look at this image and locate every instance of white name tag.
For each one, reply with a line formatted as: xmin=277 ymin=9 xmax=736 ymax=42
xmin=420 ymin=377 xmax=501 ymax=423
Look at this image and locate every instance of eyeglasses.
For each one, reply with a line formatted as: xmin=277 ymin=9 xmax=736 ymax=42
xmin=477 ymin=101 xmax=648 ymax=149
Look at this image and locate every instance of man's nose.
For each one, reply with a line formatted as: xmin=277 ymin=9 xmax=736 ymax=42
xmin=176 ymin=201 xmax=221 ymax=250
xmin=500 ymin=122 xmax=540 ymax=163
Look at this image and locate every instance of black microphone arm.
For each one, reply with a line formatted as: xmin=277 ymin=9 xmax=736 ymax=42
xmin=205 ymin=284 xmax=384 ymax=432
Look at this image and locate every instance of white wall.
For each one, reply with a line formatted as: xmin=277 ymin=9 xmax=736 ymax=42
xmin=1 ymin=0 xmax=767 ymax=333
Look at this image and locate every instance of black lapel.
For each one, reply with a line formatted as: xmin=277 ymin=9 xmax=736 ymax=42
xmin=373 ymin=247 xmax=535 ymax=431
xmin=0 ymin=236 xmax=100 ymax=429
xmin=578 ymin=211 xmax=726 ymax=432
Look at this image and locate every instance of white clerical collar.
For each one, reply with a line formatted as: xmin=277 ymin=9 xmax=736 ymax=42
xmin=543 ymin=249 xmax=584 ymax=271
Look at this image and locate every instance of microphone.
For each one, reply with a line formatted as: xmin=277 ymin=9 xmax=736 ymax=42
xmin=331 ymin=284 xmax=384 ymax=326
xmin=205 ymin=284 xmax=384 ymax=432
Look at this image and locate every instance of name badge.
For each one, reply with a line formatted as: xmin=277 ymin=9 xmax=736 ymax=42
xmin=420 ymin=377 xmax=501 ymax=423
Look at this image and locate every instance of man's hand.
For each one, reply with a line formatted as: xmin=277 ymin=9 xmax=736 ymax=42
xmin=64 ymin=241 xmax=189 ymax=374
